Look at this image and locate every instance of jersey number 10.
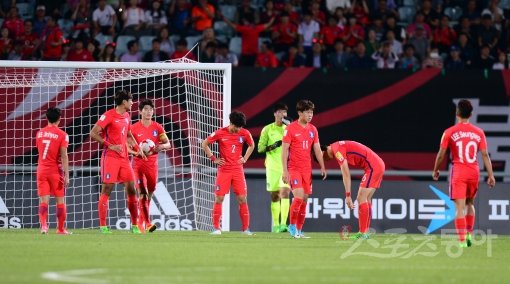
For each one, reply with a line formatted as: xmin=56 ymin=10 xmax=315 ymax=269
xmin=455 ymin=140 xmax=478 ymax=164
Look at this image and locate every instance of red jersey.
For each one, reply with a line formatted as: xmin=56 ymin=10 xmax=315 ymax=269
xmin=440 ymin=122 xmax=487 ymax=176
xmin=131 ymin=120 xmax=166 ymax=165
xmin=206 ymin=127 xmax=254 ymax=171
xmin=273 ymin=23 xmax=297 ymax=45
xmin=282 ymin=121 xmax=319 ymax=171
xmin=16 ymin=32 xmax=38 ymax=59
xmin=42 ymin=27 xmax=64 ymax=59
xmin=95 ymin=109 xmax=131 ymax=160
xmin=67 ymin=49 xmax=95 ymax=61
xmin=321 ymin=25 xmax=343 ymax=46
xmin=256 ymin=51 xmax=279 ymax=67
xmin=330 ymin=141 xmax=379 ymax=170
xmin=237 ymin=25 xmax=266 ymax=55
xmin=2 ymin=18 xmax=24 ymax=38
xmin=36 ymin=125 xmax=69 ymax=175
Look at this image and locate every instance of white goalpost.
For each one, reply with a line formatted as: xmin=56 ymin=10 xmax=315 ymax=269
xmin=0 ymin=60 xmax=231 ymax=232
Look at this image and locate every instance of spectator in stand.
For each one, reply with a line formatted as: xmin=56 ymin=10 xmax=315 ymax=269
xmin=237 ymin=0 xmax=260 ymax=25
xmin=33 ymin=5 xmax=48 ymax=37
xmin=384 ymin=15 xmax=404 ymax=42
xmin=334 ymin=7 xmax=348 ymax=27
xmin=145 ymin=0 xmax=168 ymax=35
xmin=281 ymin=45 xmax=306 ymax=67
xmin=171 ymin=38 xmax=196 ymax=60
xmin=326 ymin=0 xmax=352 ymax=15
xmin=364 ymin=29 xmax=379 ymax=56
xmin=399 ymin=44 xmax=420 ymax=70
xmin=482 ymin=0 xmax=504 ymax=31
xmin=464 ymin=0 xmax=481 ymax=25
xmin=385 ymin=30 xmax=402 ymax=57
xmin=261 ymin=0 xmax=279 ymax=26
xmin=407 ymin=12 xmax=432 ymax=40
xmin=347 ymin=41 xmax=375 ymax=69
xmin=349 ymin=0 xmax=370 ymax=26
xmin=158 ymin=27 xmax=176 ymax=56
xmin=492 ymin=51 xmax=508 ymax=69
xmin=67 ymin=38 xmax=95 ymax=61
xmin=191 ymin=0 xmax=215 ymax=33
xmin=41 ymin=16 xmax=64 ymax=61
xmin=199 ymin=41 xmax=216 ymax=63
xmin=87 ymin=40 xmax=101 ymax=61
xmin=122 ymin=0 xmax=147 ymax=37
xmin=306 ymin=42 xmax=328 ymax=68
xmin=341 ymin=16 xmax=365 ymax=50
xmin=368 ymin=16 xmax=385 ymax=42
xmin=272 ymin=12 xmax=298 ymax=54
xmin=444 ymin=45 xmax=465 ymax=70
xmin=17 ymin=20 xmax=40 ymax=60
xmin=471 ymin=44 xmax=495 ymax=69
xmin=143 ymin=38 xmax=170 ymax=62
xmin=215 ymin=42 xmax=239 ymax=67
xmin=455 ymin=16 xmax=475 ymax=44
xmin=168 ymin=0 xmax=192 ymax=37
xmin=223 ymin=13 xmax=275 ymax=66
xmin=255 ymin=41 xmax=279 ymax=68
xmin=99 ymin=42 xmax=119 ymax=62
xmin=370 ymin=0 xmax=397 ymax=22
xmin=93 ymin=0 xmax=117 ymax=38
xmin=327 ymin=39 xmax=349 ymax=69
xmin=0 ymin=27 xmax=12 ymax=59
xmin=120 ymin=39 xmax=143 ymax=62
xmin=1 ymin=6 xmax=24 ymax=39
xmin=477 ymin=14 xmax=499 ymax=53
xmin=70 ymin=0 xmax=92 ymax=40
xmin=298 ymin=11 xmax=321 ymax=57
xmin=433 ymin=15 xmax=457 ymax=55
xmin=408 ymin=25 xmax=430 ymax=61
xmin=283 ymin=1 xmax=300 ymax=25
xmin=457 ymin=33 xmax=475 ymax=67
xmin=320 ymin=17 xmax=343 ymax=53
xmin=8 ymin=42 xmax=23 ymax=60
xmin=417 ymin=0 xmax=440 ymax=25
xmin=310 ymin=2 xmax=326 ymax=26
xmin=372 ymin=41 xmax=398 ymax=69
xmin=422 ymin=48 xmax=444 ymax=69
xmin=196 ymin=28 xmax=221 ymax=57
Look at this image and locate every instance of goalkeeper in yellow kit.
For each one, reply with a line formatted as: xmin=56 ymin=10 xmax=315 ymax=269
xmin=258 ymin=102 xmax=291 ymax=233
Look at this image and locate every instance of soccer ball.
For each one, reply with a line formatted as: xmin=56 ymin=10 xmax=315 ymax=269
xmin=139 ymin=139 xmax=156 ymax=154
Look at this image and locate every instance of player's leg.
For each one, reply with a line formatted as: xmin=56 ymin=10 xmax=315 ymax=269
xmin=267 ymin=170 xmax=281 ymax=232
xmin=296 ymin=173 xmax=312 ymax=237
xmin=279 ymin=185 xmax=291 ymax=232
xmin=133 ymin=164 xmax=146 ymax=232
xmin=99 ymin=183 xmax=115 ymax=234
xmin=119 ymin=161 xmax=140 ymax=233
xmin=451 ymin=178 xmax=468 ymax=246
xmin=211 ymin=170 xmax=230 ymax=234
xmin=37 ymin=176 xmax=50 ymax=234
xmin=359 ymin=165 xmax=383 ymax=237
xmin=53 ymin=176 xmax=70 ymax=234
xmin=356 ymin=187 xmax=376 ymax=236
xmin=233 ymin=171 xmax=252 ymax=235
xmin=465 ymin=179 xmax=478 ymax=247
xmin=144 ymin=170 xmax=158 ymax=233
xmin=288 ymin=171 xmax=305 ymax=238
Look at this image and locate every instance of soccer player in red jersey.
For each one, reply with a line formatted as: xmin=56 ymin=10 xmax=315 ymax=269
xmin=35 ymin=107 xmax=71 ymax=234
xmin=202 ymin=111 xmax=255 ymax=235
xmin=131 ymin=99 xmax=171 ymax=233
xmin=282 ymin=100 xmax=327 ymax=238
xmin=90 ymin=90 xmax=145 ymax=234
xmin=433 ymin=99 xmax=495 ymax=247
xmin=321 ymin=141 xmax=385 ymax=239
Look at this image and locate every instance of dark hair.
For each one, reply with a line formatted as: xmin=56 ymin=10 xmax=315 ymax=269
xmin=176 ymin=38 xmax=187 ymax=47
xmin=457 ymin=99 xmax=473 ymax=119
xmin=273 ymin=102 xmax=288 ymax=113
xmin=46 ymin=107 xmax=61 ymax=123
xmin=114 ymin=89 xmax=133 ymax=106
xmin=152 ymin=38 xmax=161 ymax=44
xmin=296 ymin=100 xmax=315 ymax=112
xmin=229 ymin=111 xmax=246 ymax=127
xmin=403 ymin=43 xmax=415 ymax=51
xmin=139 ymin=99 xmax=154 ymax=110
xmin=127 ymin=40 xmax=138 ymax=50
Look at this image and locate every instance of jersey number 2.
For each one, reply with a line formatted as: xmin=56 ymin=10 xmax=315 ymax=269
xmin=455 ymin=141 xmax=477 ymax=163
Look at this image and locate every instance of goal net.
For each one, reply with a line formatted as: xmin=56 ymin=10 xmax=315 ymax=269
xmin=0 ymin=60 xmax=231 ymax=231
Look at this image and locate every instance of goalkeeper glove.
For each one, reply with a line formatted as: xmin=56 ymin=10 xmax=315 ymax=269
xmin=282 ymin=116 xmax=292 ymax=126
xmin=265 ymin=140 xmax=282 ymax=152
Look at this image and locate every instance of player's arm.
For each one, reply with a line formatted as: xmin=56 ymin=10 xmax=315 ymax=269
xmin=339 ymin=161 xmax=354 ymax=209
xmin=241 ymin=143 xmax=255 ymax=164
xmin=257 ymin=127 xmax=269 ymax=153
xmin=432 ymin=148 xmax=447 ymax=180
xmin=281 ymin=142 xmax=290 ymax=184
xmin=201 ymin=138 xmax=225 ymax=165
xmin=313 ymin=142 xmax=327 ymax=180
xmin=128 ymin=130 xmax=146 ymax=159
xmin=90 ymin=124 xmax=121 ymax=153
xmin=155 ymin=133 xmax=171 ymax=152
xmin=59 ymin=146 xmax=70 ymax=187
xmin=481 ymin=149 xmax=496 ymax=188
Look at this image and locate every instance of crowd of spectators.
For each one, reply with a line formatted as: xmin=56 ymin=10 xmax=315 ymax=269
xmin=1 ymin=0 xmax=510 ymax=69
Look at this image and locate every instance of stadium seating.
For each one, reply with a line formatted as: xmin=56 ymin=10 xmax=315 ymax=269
xmin=185 ymin=35 xmax=202 ymax=50
xmin=214 ymin=21 xmax=234 ymax=38
xmin=219 ymin=5 xmax=237 ymax=21
xmin=16 ymin=3 xmax=32 ymax=19
xmin=398 ymin=7 xmax=416 ymax=24
xmin=94 ymin=33 xmax=113 ymax=48
xmin=115 ymin=35 xmax=136 ymax=56
xmin=58 ymin=19 xmax=74 ymax=38
xmin=402 ymin=0 xmax=417 ymax=6
xmin=228 ymin=36 xmax=242 ymax=56
xmin=139 ymin=35 xmax=157 ymax=53
xmin=444 ymin=7 xmax=463 ymax=21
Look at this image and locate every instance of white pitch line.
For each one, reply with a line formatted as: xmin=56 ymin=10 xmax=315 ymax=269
xmin=41 ymin=268 xmax=108 ymax=284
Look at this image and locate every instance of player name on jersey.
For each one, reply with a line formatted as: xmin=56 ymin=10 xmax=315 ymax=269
xmin=37 ymin=131 xmax=60 ymax=139
xmin=450 ymin=131 xmax=481 ymax=142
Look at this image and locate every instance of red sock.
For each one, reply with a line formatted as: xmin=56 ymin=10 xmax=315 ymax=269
xmin=465 ymin=215 xmax=475 ymax=233
xmin=98 ymin=194 xmax=109 ymax=227
xmin=138 ymin=197 xmax=146 ymax=228
xmin=239 ymin=203 xmax=250 ymax=231
xmin=367 ymin=202 xmax=372 ymax=231
xmin=56 ymin=203 xmax=66 ymax=231
xmin=296 ymin=201 xmax=307 ymax=231
xmin=289 ymin=198 xmax=303 ymax=225
xmin=144 ymin=198 xmax=151 ymax=225
xmin=358 ymin=202 xmax=370 ymax=233
xmin=213 ymin=203 xmax=222 ymax=230
xmin=127 ymin=195 xmax=139 ymax=226
xmin=455 ymin=217 xmax=467 ymax=241
xmin=39 ymin=202 xmax=48 ymax=228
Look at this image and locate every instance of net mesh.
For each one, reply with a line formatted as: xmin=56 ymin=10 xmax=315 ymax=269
xmin=0 ymin=59 xmax=229 ymax=231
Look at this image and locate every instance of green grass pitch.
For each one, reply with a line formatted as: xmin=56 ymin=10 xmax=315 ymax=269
xmin=0 ymin=229 xmax=508 ymax=283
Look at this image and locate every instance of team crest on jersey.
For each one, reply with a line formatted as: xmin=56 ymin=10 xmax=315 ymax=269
xmin=125 ymin=118 xmax=129 ymax=124
xmin=309 ymin=131 xmax=314 ymax=138
xmin=106 ymin=173 xmax=110 ymax=180
xmin=152 ymin=130 xmax=158 ymax=137
xmin=215 ymin=185 xmax=220 ymax=191
xmin=293 ymin=179 xmax=298 ymax=185
xmin=239 ymin=137 xmax=244 ymax=144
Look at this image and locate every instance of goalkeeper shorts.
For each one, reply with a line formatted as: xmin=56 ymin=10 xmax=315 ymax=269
xmin=266 ymin=169 xmax=289 ymax=192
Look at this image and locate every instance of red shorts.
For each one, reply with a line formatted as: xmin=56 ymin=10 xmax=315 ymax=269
xmin=289 ymin=169 xmax=312 ymax=194
xmin=100 ymin=156 xmax=135 ymax=183
xmin=215 ymin=168 xmax=247 ymax=196
xmin=360 ymin=156 xmax=385 ymax=189
xmin=37 ymin=173 xmax=65 ymax=197
xmin=450 ymin=166 xmax=479 ymax=199
xmin=133 ymin=161 xmax=158 ymax=193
